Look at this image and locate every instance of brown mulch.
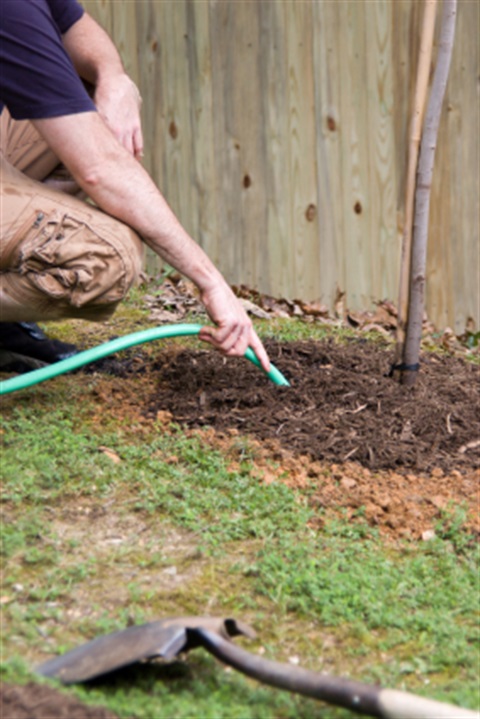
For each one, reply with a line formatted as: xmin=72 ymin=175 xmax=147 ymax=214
xmin=0 ymin=683 xmax=119 ymax=719
xmin=145 ymin=338 xmax=480 ymax=476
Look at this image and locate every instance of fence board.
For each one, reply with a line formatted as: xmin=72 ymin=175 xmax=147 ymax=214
xmin=258 ymin=1 xmax=291 ymax=295
xmin=284 ymin=1 xmax=320 ymax=300
xmin=83 ymin=0 xmax=478 ymax=332
xmin=427 ymin=0 xmax=479 ymax=330
xmin=186 ymin=2 xmax=219 ymax=266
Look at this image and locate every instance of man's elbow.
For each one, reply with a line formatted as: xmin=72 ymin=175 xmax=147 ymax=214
xmin=80 ymin=167 xmax=103 ymax=190
xmin=73 ymin=148 xmax=122 ymax=195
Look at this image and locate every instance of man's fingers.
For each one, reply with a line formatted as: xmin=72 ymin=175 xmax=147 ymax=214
xmin=122 ymin=131 xmax=134 ymax=157
xmin=249 ymin=333 xmax=271 ymax=373
xmin=199 ymin=323 xmax=243 ymax=353
xmin=199 ymin=325 xmax=271 ymax=374
xmin=133 ymin=127 xmax=144 ymax=159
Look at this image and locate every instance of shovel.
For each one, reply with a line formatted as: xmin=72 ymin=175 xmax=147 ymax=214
xmin=36 ymin=616 xmax=479 ymax=719
xmin=36 ymin=616 xmax=255 ymax=684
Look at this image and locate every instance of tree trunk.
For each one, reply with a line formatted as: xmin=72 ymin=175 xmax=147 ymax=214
xmin=401 ymin=0 xmax=458 ymax=386
xmin=394 ymin=0 xmax=438 ymax=379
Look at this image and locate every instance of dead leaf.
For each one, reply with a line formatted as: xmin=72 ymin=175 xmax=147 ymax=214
xmin=148 ymin=309 xmax=182 ymax=323
xmin=297 ymin=300 xmax=329 ymax=317
xmin=98 ymin=446 xmax=122 ymax=464
xmin=334 ymin=288 xmax=346 ymax=319
xmin=239 ymin=298 xmax=271 ymax=319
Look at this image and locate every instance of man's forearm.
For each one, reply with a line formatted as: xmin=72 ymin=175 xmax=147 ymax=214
xmin=33 ymin=112 xmax=221 ymax=293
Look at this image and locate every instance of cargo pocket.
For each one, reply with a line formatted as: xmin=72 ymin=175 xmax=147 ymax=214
xmin=3 ymin=199 xmax=132 ymax=311
xmin=19 ymin=210 xmax=129 ymax=308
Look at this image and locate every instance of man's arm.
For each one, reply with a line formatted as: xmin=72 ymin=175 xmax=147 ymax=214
xmin=33 ymin=111 xmax=270 ymax=371
xmin=62 ymin=12 xmax=143 ymax=158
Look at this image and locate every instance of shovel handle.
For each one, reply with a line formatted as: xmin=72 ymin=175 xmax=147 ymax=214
xmin=195 ymin=629 xmax=479 ymax=719
xmin=196 ymin=628 xmax=382 ymax=717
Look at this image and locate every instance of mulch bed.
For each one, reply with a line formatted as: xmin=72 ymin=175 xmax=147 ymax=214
xmin=145 ymin=338 xmax=479 ymax=476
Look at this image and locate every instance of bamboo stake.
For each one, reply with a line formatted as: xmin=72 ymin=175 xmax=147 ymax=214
xmin=393 ymin=0 xmax=438 ymax=376
xmin=401 ymin=0 xmax=457 ymax=386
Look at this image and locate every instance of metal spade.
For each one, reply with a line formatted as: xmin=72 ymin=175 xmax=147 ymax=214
xmin=36 ymin=616 xmax=255 ymax=684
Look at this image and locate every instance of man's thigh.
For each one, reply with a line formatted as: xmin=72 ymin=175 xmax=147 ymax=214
xmin=0 ymin=109 xmax=59 ymax=181
xmin=0 ymin=157 xmax=144 ymax=321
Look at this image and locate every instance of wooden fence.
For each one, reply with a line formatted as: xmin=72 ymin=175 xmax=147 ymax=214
xmin=84 ymin=0 xmax=479 ymax=333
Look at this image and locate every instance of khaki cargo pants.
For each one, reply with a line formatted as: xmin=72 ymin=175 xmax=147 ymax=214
xmin=0 ymin=110 xmax=144 ymax=322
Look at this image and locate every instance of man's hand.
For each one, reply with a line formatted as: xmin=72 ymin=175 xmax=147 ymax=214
xmin=62 ymin=12 xmax=143 ymax=159
xmin=198 ymin=282 xmax=270 ymax=373
xmin=94 ymin=73 xmax=143 ymax=159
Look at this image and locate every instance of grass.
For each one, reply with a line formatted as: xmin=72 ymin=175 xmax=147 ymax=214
xmin=1 ymin=294 xmax=479 ymax=717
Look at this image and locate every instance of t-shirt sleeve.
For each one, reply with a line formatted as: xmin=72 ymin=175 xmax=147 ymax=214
xmin=0 ymin=0 xmax=96 ymax=120
xmin=46 ymin=0 xmax=85 ymax=34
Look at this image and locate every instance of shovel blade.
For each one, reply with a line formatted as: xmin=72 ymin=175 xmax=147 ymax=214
xmin=35 ymin=616 xmax=254 ymax=685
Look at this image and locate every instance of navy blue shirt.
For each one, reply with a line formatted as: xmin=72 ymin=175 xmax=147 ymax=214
xmin=0 ymin=0 xmax=96 ymax=119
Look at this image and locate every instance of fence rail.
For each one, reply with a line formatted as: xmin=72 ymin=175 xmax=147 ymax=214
xmin=84 ymin=0 xmax=479 ymax=333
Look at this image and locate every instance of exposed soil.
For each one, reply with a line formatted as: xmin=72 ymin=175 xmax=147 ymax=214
xmin=0 ymin=682 xmax=119 ymax=719
xmin=142 ymin=338 xmax=480 ymax=541
xmin=81 ymin=336 xmax=480 ymax=540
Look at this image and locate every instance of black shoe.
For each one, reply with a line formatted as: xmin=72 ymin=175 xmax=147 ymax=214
xmin=0 ymin=322 xmax=78 ymax=373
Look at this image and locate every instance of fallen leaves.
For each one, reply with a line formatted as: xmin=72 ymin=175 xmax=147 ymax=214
xmin=98 ymin=446 xmax=122 ymax=464
xmin=142 ymin=275 xmax=478 ymax=359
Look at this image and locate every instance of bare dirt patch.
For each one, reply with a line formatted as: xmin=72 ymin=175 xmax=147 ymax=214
xmin=0 ymin=682 xmax=119 ymax=719
xmin=50 ymin=502 xmax=206 ymax=616
xmin=84 ymin=336 xmax=479 ymax=539
xmin=144 ymin=338 xmax=479 ymax=540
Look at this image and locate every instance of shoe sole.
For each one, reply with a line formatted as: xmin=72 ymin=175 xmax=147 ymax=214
xmin=0 ymin=349 xmax=48 ymax=372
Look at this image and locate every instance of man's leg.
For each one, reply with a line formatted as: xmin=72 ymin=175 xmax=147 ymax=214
xmin=0 ymin=111 xmax=78 ymax=369
xmin=0 ymin=109 xmax=60 ymax=181
xmin=0 ymin=112 xmax=144 ymax=368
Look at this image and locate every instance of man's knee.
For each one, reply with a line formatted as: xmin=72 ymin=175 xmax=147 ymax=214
xmin=1 ymin=194 xmax=144 ymax=321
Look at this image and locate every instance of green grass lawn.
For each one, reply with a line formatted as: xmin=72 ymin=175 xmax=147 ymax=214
xmin=1 ymin=297 xmax=478 ymax=718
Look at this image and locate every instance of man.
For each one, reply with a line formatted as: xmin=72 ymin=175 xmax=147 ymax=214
xmin=0 ymin=0 xmax=270 ymax=373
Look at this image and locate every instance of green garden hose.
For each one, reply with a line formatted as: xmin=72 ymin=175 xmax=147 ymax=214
xmin=0 ymin=323 xmax=290 ymax=396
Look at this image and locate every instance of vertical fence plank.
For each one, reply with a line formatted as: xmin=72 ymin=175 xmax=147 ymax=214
xmin=258 ymin=1 xmax=291 ymax=296
xmin=155 ymin=2 xmax=199 ymax=241
xmin=328 ymin=1 xmax=369 ymax=307
xmin=134 ymin=1 xmax=167 ymax=275
xmin=284 ymin=0 xmax=320 ymax=300
xmin=364 ymin=0 xmax=397 ymax=301
xmin=427 ymin=0 xmax=479 ymax=331
xmin=209 ymin=1 xmax=268 ymax=288
xmin=185 ymin=1 xmax=219 ymax=265
xmin=313 ymin=0 xmax=345 ymax=305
